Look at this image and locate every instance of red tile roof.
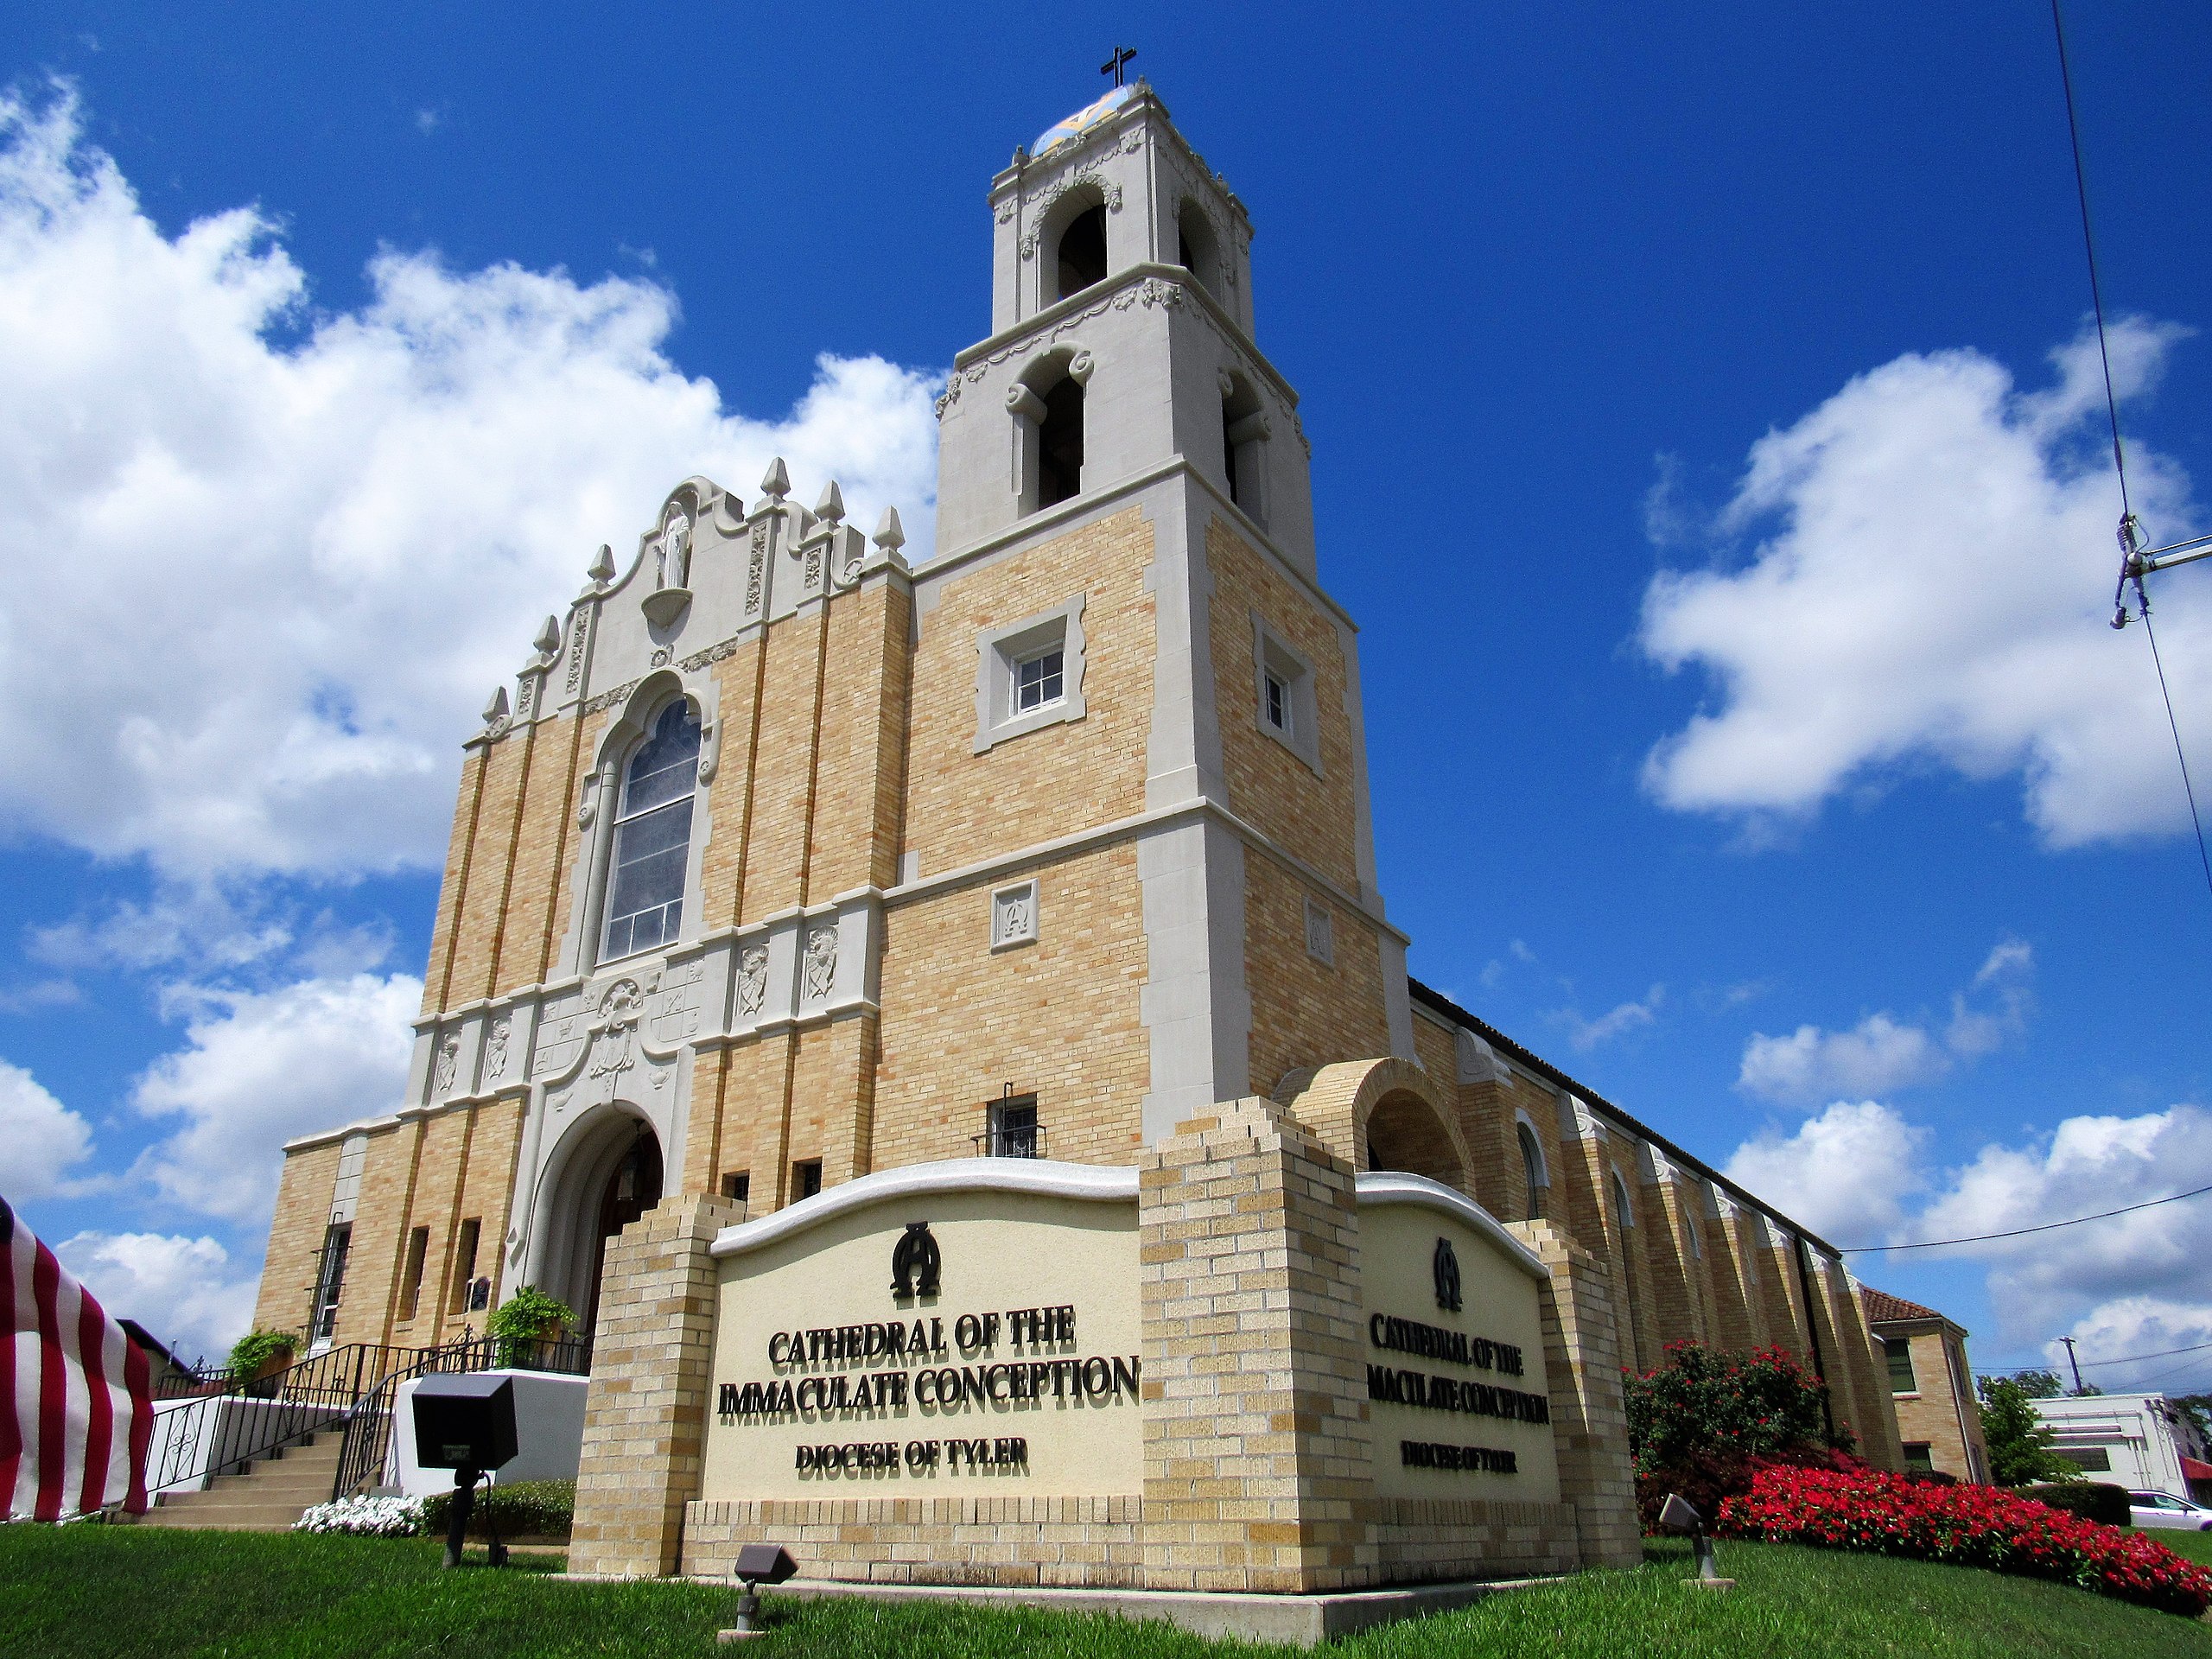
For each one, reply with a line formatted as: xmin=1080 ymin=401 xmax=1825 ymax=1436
xmin=1860 ymin=1287 xmax=1944 ymax=1325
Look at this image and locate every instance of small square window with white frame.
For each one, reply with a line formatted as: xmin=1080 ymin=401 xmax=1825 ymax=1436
xmin=1251 ymin=613 xmax=1321 ymax=774
xmin=991 ymin=878 xmax=1039 ymax=950
xmin=1304 ymin=897 xmax=1334 ymax=966
xmin=974 ymin=594 xmax=1088 ymax=753
xmin=1014 ymin=645 xmax=1064 ymax=714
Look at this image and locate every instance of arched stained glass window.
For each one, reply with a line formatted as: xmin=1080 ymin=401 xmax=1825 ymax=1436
xmin=602 ymin=700 xmax=700 ymax=960
xmin=1517 ymin=1122 xmax=1548 ymax=1222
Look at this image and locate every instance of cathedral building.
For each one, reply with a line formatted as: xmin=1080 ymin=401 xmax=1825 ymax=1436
xmin=254 ymin=81 xmax=1931 ymax=1592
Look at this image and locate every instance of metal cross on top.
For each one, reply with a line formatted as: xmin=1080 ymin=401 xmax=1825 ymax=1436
xmin=1100 ymin=45 xmax=1137 ymax=86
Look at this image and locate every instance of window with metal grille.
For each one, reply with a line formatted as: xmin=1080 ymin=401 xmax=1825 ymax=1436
xmin=448 ymin=1217 xmax=481 ymax=1317
xmin=397 ymin=1226 xmax=429 ymax=1322
xmin=602 ymin=700 xmax=701 ymax=961
xmin=982 ymin=1094 xmax=1039 ymax=1159
xmin=792 ymin=1160 xmax=823 ymax=1200
xmin=311 ymin=1223 xmax=351 ymax=1340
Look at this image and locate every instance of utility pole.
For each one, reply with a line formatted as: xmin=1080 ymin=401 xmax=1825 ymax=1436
xmin=2060 ymin=1336 xmax=2086 ymax=1395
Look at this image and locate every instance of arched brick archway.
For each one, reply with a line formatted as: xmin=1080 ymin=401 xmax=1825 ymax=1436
xmin=1274 ymin=1057 xmax=1473 ymax=1194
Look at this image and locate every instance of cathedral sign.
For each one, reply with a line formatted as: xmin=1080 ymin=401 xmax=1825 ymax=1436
xmin=700 ymin=1165 xmax=1146 ymax=1501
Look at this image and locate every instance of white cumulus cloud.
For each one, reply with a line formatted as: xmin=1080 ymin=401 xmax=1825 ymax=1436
xmin=0 ymin=86 xmax=940 ymax=880
xmin=1722 ymin=1100 xmax=1929 ymax=1244
xmin=1556 ymin=984 xmax=1665 ymax=1051
xmin=1738 ymin=1013 xmax=1948 ymax=1104
xmin=1911 ymin=1103 xmax=2212 ymax=1350
xmin=2051 ymin=1297 xmax=2212 ymax=1395
xmin=0 ymin=1057 xmax=96 ymax=1199
xmin=130 ymin=972 xmax=420 ymax=1224
xmin=1640 ymin=321 xmax=2209 ymax=847
xmin=54 ymin=1230 xmax=259 ymax=1364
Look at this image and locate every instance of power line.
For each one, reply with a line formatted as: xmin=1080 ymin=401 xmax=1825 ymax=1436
xmin=2081 ymin=1338 xmax=2212 ymax=1370
xmin=2054 ymin=2 xmax=2212 ymax=905
xmin=1840 ymin=1180 xmax=2212 ymax=1253
xmin=2050 ymin=0 xmax=2128 ymax=515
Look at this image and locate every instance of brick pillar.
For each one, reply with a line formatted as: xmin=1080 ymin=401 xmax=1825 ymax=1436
xmin=1823 ymin=1262 xmax=1906 ymax=1471
xmin=1138 ymin=1096 xmax=1376 ymax=1593
xmin=569 ymin=1192 xmax=741 ymax=1578
xmin=1506 ymin=1221 xmax=1642 ymax=1570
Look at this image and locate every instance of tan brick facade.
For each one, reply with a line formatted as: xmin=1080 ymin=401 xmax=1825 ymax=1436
xmin=256 ymin=85 xmax=1966 ymax=1607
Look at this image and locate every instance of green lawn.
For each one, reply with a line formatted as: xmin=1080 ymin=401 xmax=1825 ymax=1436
xmin=1 ymin=1526 xmax=2208 ymax=1658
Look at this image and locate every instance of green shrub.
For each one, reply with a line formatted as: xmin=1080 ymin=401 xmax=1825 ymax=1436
xmin=486 ymin=1287 xmax=575 ymax=1368
xmin=419 ymin=1478 xmax=574 ymax=1541
xmin=225 ymin=1329 xmax=302 ymax=1382
xmin=2024 ymin=1481 xmax=2133 ymax=1527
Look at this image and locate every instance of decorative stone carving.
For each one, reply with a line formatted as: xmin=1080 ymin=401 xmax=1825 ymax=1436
xmin=678 ymin=636 xmax=746 ymax=673
xmin=582 ymin=678 xmax=641 ymax=716
xmin=990 ymin=880 xmax=1038 ymax=950
xmin=433 ymin=1035 xmax=460 ymax=1098
xmin=736 ymin=945 xmax=769 ymax=1018
xmin=654 ymin=508 xmax=692 ymax=590
xmin=744 ymin=524 xmax=768 ymax=614
xmin=486 ymin=1019 xmax=510 ymax=1082
xmin=563 ymin=611 xmax=590 ymax=692
xmin=802 ymin=925 xmax=837 ymax=1001
xmin=587 ymin=977 xmax=644 ymax=1085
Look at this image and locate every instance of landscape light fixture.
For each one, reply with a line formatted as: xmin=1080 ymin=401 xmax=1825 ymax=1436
xmin=1657 ymin=1492 xmax=1735 ymax=1591
xmin=410 ymin=1373 xmax=519 ymax=1568
xmin=719 ymin=1543 xmax=798 ymax=1643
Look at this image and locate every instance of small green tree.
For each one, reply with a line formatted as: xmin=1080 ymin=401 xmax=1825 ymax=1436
xmin=486 ymin=1287 xmax=576 ymax=1367
xmin=2171 ymin=1393 xmax=2212 ymax=1442
xmin=1977 ymin=1375 xmax=2080 ymax=1485
xmin=2010 ymin=1369 xmax=2065 ymax=1399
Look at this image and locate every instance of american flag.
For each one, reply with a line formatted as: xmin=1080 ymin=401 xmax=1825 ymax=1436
xmin=3 ymin=1193 xmax=152 ymax=1520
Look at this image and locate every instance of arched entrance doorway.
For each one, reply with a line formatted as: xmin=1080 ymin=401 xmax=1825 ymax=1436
xmin=584 ymin=1129 xmax=662 ymax=1332
xmin=529 ymin=1106 xmax=664 ymax=1336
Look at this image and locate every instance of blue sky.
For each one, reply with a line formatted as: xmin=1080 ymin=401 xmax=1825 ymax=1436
xmin=4 ymin=1 xmax=2211 ymax=1393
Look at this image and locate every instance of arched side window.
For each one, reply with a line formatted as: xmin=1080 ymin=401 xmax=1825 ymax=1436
xmin=1516 ymin=1121 xmax=1548 ymax=1222
xmin=1057 ymin=205 xmax=1108 ymax=300
xmin=1220 ymin=372 xmax=1268 ymax=524
xmin=1612 ymin=1170 xmax=1648 ymax=1370
xmin=601 ymin=700 xmax=701 ymax=960
xmin=1009 ymin=357 xmax=1087 ymax=516
xmin=1039 ymin=378 xmax=1084 ymax=506
xmin=1175 ymin=200 xmax=1220 ymax=301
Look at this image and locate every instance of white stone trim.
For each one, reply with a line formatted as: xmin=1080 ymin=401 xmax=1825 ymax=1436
xmin=709 ymin=1157 xmax=1139 ymax=1258
xmin=972 ymin=593 xmax=1088 ymax=753
xmin=1354 ymin=1171 xmax=1549 ymax=1283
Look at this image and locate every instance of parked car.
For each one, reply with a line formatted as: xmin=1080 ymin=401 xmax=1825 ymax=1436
xmin=2127 ymin=1491 xmax=2212 ymax=1530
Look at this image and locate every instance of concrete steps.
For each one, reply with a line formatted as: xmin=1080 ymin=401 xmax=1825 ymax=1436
xmin=138 ymin=1431 xmax=346 ymax=1532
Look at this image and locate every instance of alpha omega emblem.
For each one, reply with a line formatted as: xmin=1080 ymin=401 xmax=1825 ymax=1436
xmin=1433 ymin=1236 xmax=1462 ymax=1313
xmin=890 ymin=1220 xmax=941 ymax=1299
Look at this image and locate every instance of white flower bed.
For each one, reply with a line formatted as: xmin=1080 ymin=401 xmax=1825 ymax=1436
xmin=293 ymin=1494 xmax=425 ymax=1538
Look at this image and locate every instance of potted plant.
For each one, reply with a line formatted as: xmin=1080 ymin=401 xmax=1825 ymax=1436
xmin=227 ymin=1329 xmax=304 ymax=1397
xmin=486 ymin=1287 xmax=575 ymax=1369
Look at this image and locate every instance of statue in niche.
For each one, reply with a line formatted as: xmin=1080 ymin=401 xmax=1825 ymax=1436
xmin=802 ymin=925 xmax=837 ymax=1001
xmin=486 ymin=1019 xmax=510 ymax=1081
xmin=736 ymin=945 xmax=769 ymax=1017
xmin=433 ymin=1036 xmax=460 ymax=1097
xmin=655 ymin=508 xmax=692 ymax=590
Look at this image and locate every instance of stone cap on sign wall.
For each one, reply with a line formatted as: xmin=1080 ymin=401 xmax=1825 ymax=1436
xmin=707 ymin=1157 xmax=1139 ymax=1260
xmin=1355 ymin=1170 xmax=1550 ymax=1284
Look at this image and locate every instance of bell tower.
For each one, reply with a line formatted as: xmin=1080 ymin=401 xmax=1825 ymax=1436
xmin=927 ymin=82 xmax=1410 ymax=1140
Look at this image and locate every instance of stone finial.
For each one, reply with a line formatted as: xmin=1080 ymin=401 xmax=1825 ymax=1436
xmin=814 ymin=480 xmax=844 ymax=524
xmin=482 ymin=685 xmax=511 ymax=725
xmin=588 ymin=544 xmax=615 ymax=583
xmin=760 ymin=457 xmax=790 ymax=501
xmin=534 ymin=614 xmax=562 ymax=657
xmin=872 ymin=505 xmax=906 ymax=552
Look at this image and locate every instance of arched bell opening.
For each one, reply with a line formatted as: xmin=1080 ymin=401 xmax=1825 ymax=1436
xmin=531 ymin=1105 xmax=664 ymax=1337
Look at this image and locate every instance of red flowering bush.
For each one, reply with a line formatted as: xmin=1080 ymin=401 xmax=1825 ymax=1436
xmin=1626 ymin=1340 xmax=1859 ymax=1529
xmin=1718 ymin=1461 xmax=2212 ymax=1618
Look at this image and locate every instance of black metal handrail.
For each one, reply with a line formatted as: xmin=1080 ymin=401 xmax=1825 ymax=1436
xmin=969 ymin=1124 xmax=1046 ymax=1159
xmin=328 ymin=1334 xmax=594 ymax=1502
xmin=145 ymin=1341 xmax=447 ymax=1495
